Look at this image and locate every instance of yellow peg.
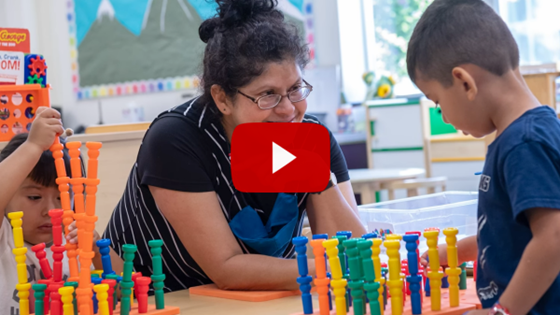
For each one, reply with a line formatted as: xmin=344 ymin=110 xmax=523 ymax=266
xmin=8 ymin=212 xmax=24 ymax=248
xmin=424 ymin=229 xmax=444 ymax=311
xmin=444 ymin=227 xmax=461 ymax=307
xmin=15 ymin=283 xmax=31 ymax=315
xmin=384 ymin=240 xmax=403 ymax=315
xmin=13 ymin=247 xmax=28 ymax=284
xmin=331 ymin=279 xmax=348 ymax=315
xmin=371 ymin=238 xmax=385 ymax=315
xmin=323 ymin=239 xmax=347 ymax=315
xmin=93 ymin=284 xmax=110 ymax=315
xmin=385 ymin=234 xmax=402 ymax=241
xmin=60 ymin=286 xmax=75 ymax=315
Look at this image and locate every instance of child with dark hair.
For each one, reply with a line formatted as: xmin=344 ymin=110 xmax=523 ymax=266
xmin=408 ymin=1 xmax=560 ymax=314
xmin=0 ymin=107 xmax=100 ymax=313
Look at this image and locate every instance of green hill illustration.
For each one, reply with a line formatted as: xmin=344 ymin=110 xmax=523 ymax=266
xmin=78 ymin=0 xmax=205 ymax=86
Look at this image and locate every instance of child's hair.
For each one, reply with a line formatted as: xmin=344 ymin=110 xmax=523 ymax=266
xmin=407 ymin=0 xmax=519 ymax=86
xmin=0 ymin=133 xmax=72 ymax=187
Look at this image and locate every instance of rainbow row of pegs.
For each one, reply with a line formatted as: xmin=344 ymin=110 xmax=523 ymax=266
xmin=292 ymin=228 xmax=472 ymax=315
xmin=7 ymin=139 xmax=179 ymax=315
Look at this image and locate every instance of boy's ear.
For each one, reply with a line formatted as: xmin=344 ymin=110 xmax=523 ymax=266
xmin=451 ymin=67 xmax=478 ymax=101
xmin=210 ymin=85 xmax=233 ymax=115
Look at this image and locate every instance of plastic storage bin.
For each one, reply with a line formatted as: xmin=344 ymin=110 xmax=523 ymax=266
xmin=358 ymin=191 xmax=479 ymax=261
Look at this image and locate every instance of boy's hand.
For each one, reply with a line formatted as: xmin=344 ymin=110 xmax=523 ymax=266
xmin=28 ymin=107 xmax=65 ymax=151
xmin=420 ymin=243 xmax=449 ymax=268
xmin=463 ymin=310 xmax=489 ymax=315
xmin=66 ymin=221 xmax=101 ymax=245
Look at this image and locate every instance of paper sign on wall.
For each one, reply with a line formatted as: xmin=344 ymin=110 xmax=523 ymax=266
xmin=0 ymin=51 xmax=25 ymax=86
xmin=0 ymin=28 xmax=30 ymax=53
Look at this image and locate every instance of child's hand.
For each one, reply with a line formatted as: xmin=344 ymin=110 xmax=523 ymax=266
xmin=28 ymin=107 xmax=65 ymax=151
xmin=463 ymin=310 xmax=489 ymax=315
xmin=66 ymin=221 xmax=101 ymax=245
xmin=420 ymin=243 xmax=449 ymax=268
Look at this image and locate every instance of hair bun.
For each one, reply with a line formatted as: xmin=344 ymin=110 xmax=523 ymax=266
xmin=216 ymin=0 xmax=279 ymax=28
xmin=199 ymin=18 xmax=221 ymax=43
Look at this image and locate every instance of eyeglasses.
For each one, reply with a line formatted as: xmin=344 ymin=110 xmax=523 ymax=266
xmin=237 ymin=80 xmax=313 ymax=110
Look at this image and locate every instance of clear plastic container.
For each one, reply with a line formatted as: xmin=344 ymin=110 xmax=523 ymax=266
xmin=357 ymin=191 xmax=479 ymax=261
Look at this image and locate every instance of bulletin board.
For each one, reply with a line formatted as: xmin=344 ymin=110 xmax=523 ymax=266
xmin=67 ymin=0 xmax=315 ymax=100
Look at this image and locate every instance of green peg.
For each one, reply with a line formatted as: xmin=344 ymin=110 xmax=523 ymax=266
xmin=459 ymin=262 xmax=468 ymax=290
xmin=149 ymin=239 xmax=166 ymax=310
xmin=121 ymin=244 xmax=137 ymax=315
xmin=364 ymin=282 xmax=381 ymax=315
xmin=105 ymin=274 xmax=119 ymax=310
xmin=32 ymin=284 xmax=47 ymax=315
xmin=64 ymin=282 xmax=79 ymax=315
xmin=343 ymin=239 xmax=362 ymax=281
xmin=348 ymin=280 xmax=365 ymax=315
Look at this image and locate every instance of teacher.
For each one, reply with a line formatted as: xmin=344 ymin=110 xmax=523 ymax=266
xmin=103 ymin=0 xmax=366 ymax=292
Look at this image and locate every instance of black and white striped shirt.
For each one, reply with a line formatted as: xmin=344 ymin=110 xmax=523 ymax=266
xmin=103 ymin=97 xmax=350 ymax=291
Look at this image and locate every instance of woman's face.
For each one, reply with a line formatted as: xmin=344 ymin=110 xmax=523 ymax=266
xmin=219 ymin=60 xmax=308 ymax=134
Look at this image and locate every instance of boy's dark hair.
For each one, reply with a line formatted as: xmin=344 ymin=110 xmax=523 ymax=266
xmin=407 ymin=0 xmax=519 ymax=86
xmin=198 ymin=0 xmax=309 ymax=115
xmin=0 ymin=133 xmax=72 ymax=187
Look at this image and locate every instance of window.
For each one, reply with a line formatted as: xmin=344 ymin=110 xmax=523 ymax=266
xmin=494 ymin=0 xmax=560 ymax=66
xmin=365 ymin=0 xmax=433 ymax=96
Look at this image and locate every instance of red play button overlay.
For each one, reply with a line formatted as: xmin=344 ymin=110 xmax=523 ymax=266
xmin=231 ymin=123 xmax=330 ymax=193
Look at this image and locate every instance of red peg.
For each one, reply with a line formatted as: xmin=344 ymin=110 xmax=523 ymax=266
xmin=102 ymin=279 xmax=116 ymax=315
xmin=52 ymin=246 xmax=65 ymax=283
xmin=49 ymin=209 xmax=64 ymax=246
xmin=136 ymin=277 xmax=152 ymax=313
xmin=50 ymin=283 xmax=63 ymax=315
xmin=31 ymin=243 xmax=52 ymax=279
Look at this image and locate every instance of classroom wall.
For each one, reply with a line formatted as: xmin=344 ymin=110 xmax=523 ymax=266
xmin=0 ymin=0 xmax=344 ymax=130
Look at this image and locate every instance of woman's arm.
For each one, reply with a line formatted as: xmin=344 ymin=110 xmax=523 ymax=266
xmin=306 ymin=182 xmax=366 ymax=237
xmin=149 ymin=186 xmax=312 ymax=290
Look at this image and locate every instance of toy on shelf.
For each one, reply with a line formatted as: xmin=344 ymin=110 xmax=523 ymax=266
xmin=291 ymin=229 xmax=480 ymax=315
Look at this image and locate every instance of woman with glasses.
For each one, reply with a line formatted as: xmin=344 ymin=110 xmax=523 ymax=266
xmin=102 ymin=0 xmax=366 ymax=291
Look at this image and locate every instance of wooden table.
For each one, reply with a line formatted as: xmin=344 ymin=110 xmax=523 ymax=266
xmin=152 ymin=290 xmax=307 ymax=315
xmin=348 ymin=168 xmax=425 ymax=204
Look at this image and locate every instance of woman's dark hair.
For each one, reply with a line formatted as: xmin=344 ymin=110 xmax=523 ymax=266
xmin=0 ymin=133 xmax=72 ymax=187
xmin=198 ymin=0 xmax=309 ymax=113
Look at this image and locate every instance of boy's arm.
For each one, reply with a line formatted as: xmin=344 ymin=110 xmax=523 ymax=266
xmin=497 ymin=208 xmax=560 ymax=315
xmin=420 ymin=234 xmax=478 ymax=267
xmin=0 ymin=107 xmax=63 ymax=228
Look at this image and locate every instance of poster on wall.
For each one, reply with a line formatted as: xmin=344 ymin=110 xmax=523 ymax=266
xmin=67 ymin=0 xmax=315 ymax=100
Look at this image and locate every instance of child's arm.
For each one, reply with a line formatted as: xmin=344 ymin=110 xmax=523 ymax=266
xmin=420 ymin=234 xmax=478 ymax=267
xmin=491 ymin=208 xmax=560 ymax=315
xmin=0 ymin=107 xmax=64 ymax=227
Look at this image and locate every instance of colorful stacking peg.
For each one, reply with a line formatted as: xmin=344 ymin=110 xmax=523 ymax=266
xmin=424 ymin=228 xmax=444 ymax=311
xmin=460 ymin=262 xmax=468 ymax=290
xmin=8 ymin=211 xmax=24 ymax=248
xmin=384 ymin=239 xmax=403 ymax=315
xmin=443 ymin=227 xmax=461 ymax=307
xmin=149 ymin=239 xmax=166 ymax=310
xmin=371 ymin=238 xmax=385 ymax=315
xmin=334 ymin=234 xmax=350 ymax=310
xmin=64 ymin=282 xmax=78 ymax=315
xmin=59 ymin=286 xmax=75 ymax=315
xmin=31 ymin=243 xmax=53 ymax=279
xmin=93 ymin=284 xmax=110 ymax=315
xmin=324 ymin=239 xmax=348 ymax=315
xmin=344 ymin=238 xmax=364 ymax=315
xmin=292 ymin=236 xmax=313 ymax=314
xmin=310 ymin=239 xmax=331 ymax=315
xmin=92 ymin=277 xmax=103 ymax=314
xmin=121 ymin=244 xmax=137 ymax=315
xmin=135 ymin=277 xmax=152 ymax=313
xmin=102 ymin=278 xmax=117 ymax=313
xmin=33 ymin=284 xmax=47 ymax=315
xmin=357 ymin=239 xmax=381 ymax=315
xmin=403 ymin=234 xmax=422 ymax=315
xmin=50 ymin=282 xmax=63 ymax=315
xmin=312 ymin=234 xmax=332 ymax=311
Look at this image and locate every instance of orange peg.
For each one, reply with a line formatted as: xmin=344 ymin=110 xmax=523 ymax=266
xmin=64 ymin=142 xmax=83 ymax=178
xmin=85 ymin=142 xmax=102 ymax=179
xmin=84 ymin=179 xmax=100 ymax=217
xmin=49 ymin=140 xmax=67 ymax=178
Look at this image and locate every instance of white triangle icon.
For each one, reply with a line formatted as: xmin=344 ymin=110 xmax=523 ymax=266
xmin=272 ymin=142 xmax=296 ymax=174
